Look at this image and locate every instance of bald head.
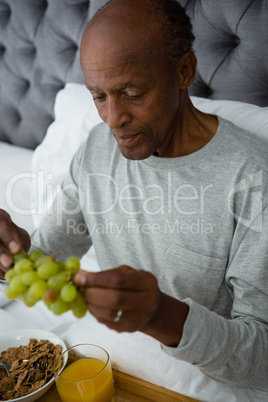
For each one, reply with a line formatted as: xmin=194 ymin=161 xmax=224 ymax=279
xmin=81 ymin=0 xmax=162 ymax=68
xmin=81 ymin=0 xmax=195 ymax=67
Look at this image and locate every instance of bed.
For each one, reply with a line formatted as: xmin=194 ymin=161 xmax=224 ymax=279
xmin=0 ymin=1 xmax=268 ymax=401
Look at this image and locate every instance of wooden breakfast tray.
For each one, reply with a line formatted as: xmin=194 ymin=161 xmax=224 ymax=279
xmin=38 ymin=369 xmax=199 ymax=401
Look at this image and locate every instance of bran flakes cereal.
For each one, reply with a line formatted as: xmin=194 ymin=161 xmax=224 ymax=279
xmin=0 ymin=338 xmax=62 ymax=400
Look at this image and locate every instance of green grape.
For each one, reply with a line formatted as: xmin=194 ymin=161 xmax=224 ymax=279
xmin=5 ymin=285 xmax=21 ymax=299
xmin=28 ymin=249 xmax=43 ymax=263
xmin=71 ymin=292 xmax=87 ymax=318
xmin=56 ymin=260 xmax=65 ymax=272
xmin=14 ymin=259 xmax=33 ymax=274
xmin=22 ymin=290 xmax=38 ymax=307
xmin=35 ymin=255 xmax=53 ymax=267
xmin=50 ymin=297 xmax=70 ymax=315
xmin=60 ymin=283 xmax=77 ymax=303
xmin=25 ymin=289 xmax=40 ymax=304
xmin=13 ymin=251 xmax=28 ymax=264
xmin=47 ymin=272 xmax=70 ymax=290
xmin=43 ymin=289 xmax=59 ymax=304
xmin=10 ymin=275 xmax=27 ymax=294
xmin=5 ymin=249 xmax=88 ymax=319
xmin=28 ymin=280 xmax=47 ymax=299
xmin=21 ymin=270 xmax=39 ymax=286
xmin=64 ymin=257 xmax=80 ymax=274
xmin=37 ymin=261 xmax=58 ymax=280
xmin=72 ymin=302 xmax=87 ymax=318
xmin=5 ymin=268 xmax=16 ymax=282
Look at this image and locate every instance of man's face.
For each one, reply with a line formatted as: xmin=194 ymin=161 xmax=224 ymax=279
xmin=80 ymin=16 xmax=182 ymax=160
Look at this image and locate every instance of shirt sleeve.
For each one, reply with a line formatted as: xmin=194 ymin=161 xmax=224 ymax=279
xmin=161 ymin=206 xmax=268 ymax=388
xmin=30 ymin=142 xmax=92 ymax=260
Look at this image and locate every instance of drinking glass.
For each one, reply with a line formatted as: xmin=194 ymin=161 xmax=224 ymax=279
xmin=54 ymin=343 xmax=115 ymax=402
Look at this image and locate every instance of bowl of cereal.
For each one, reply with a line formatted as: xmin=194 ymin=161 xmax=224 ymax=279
xmin=0 ymin=329 xmax=68 ymax=402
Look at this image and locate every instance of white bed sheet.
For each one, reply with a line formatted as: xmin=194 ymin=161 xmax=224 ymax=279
xmin=1 ymin=86 xmax=268 ymax=401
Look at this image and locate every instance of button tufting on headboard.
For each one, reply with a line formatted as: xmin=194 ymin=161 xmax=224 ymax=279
xmin=0 ymin=0 xmax=91 ymax=148
xmin=182 ymin=0 xmax=268 ymax=106
xmin=0 ymin=44 xmax=5 ymax=56
xmin=41 ymin=0 xmax=48 ymax=10
xmin=0 ymin=1 xmax=11 ymax=25
xmin=0 ymin=0 xmax=267 ymax=148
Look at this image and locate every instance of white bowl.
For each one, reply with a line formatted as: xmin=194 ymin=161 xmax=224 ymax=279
xmin=0 ymin=329 xmax=68 ymax=402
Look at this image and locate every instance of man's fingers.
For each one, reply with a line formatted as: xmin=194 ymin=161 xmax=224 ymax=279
xmin=0 ymin=222 xmax=21 ymax=273
xmin=84 ymin=287 xmax=152 ymax=311
xmin=0 ymin=210 xmax=31 ymax=278
xmin=0 ymin=210 xmax=30 ymax=254
xmin=0 ymin=216 xmax=21 ymax=252
xmin=86 ymin=304 xmax=119 ymax=323
xmin=87 ymin=303 xmax=155 ymax=333
xmin=75 ymin=265 xmax=157 ymax=290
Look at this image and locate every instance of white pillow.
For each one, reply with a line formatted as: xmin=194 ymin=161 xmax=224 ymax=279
xmin=31 ymin=83 xmax=102 ymax=228
xmin=0 ymin=142 xmax=34 ymax=234
xmin=191 ymin=96 xmax=268 ymax=142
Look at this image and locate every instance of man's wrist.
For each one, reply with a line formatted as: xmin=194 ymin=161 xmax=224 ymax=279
xmin=140 ymin=291 xmax=189 ymax=347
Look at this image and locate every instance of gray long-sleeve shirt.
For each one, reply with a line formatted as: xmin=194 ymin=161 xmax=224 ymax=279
xmin=31 ymin=117 xmax=268 ymax=388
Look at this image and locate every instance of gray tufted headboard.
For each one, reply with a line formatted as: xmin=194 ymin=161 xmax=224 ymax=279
xmin=0 ymin=0 xmax=267 ymax=149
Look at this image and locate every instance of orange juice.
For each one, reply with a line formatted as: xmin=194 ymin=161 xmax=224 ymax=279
xmin=56 ymin=357 xmax=114 ymax=402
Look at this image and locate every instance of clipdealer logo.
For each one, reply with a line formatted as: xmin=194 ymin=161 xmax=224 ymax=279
xmin=4 ymin=169 xmax=264 ymax=234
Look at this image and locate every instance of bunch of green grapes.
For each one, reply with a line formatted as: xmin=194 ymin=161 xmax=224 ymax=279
xmin=4 ymin=250 xmax=87 ymax=318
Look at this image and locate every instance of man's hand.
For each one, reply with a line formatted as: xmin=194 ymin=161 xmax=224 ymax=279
xmin=0 ymin=209 xmax=31 ymax=278
xmin=75 ymin=265 xmax=189 ymax=347
xmin=75 ymin=265 xmax=160 ymax=331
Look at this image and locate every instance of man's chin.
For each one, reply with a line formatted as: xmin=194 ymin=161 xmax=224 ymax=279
xmin=118 ymin=145 xmax=152 ymax=161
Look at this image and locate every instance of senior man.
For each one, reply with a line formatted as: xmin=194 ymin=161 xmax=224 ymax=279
xmin=0 ymin=0 xmax=268 ymax=388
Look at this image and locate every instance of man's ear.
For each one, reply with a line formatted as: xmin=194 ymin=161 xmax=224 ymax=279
xmin=177 ymin=51 xmax=197 ymax=89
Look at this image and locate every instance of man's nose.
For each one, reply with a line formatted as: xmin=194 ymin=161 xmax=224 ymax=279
xmin=105 ymin=96 xmax=132 ymax=130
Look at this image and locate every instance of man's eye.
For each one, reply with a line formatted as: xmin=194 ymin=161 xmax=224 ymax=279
xmin=126 ymin=93 xmax=143 ymax=100
xmin=93 ymin=95 xmax=105 ymax=102
xmin=91 ymin=92 xmax=106 ymax=102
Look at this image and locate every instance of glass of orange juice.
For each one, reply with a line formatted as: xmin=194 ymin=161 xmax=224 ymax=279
xmin=54 ymin=343 xmax=115 ymax=402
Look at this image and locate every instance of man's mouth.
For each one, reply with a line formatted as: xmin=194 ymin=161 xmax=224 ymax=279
xmin=114 ymin=133 xmax=141 ymax=145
